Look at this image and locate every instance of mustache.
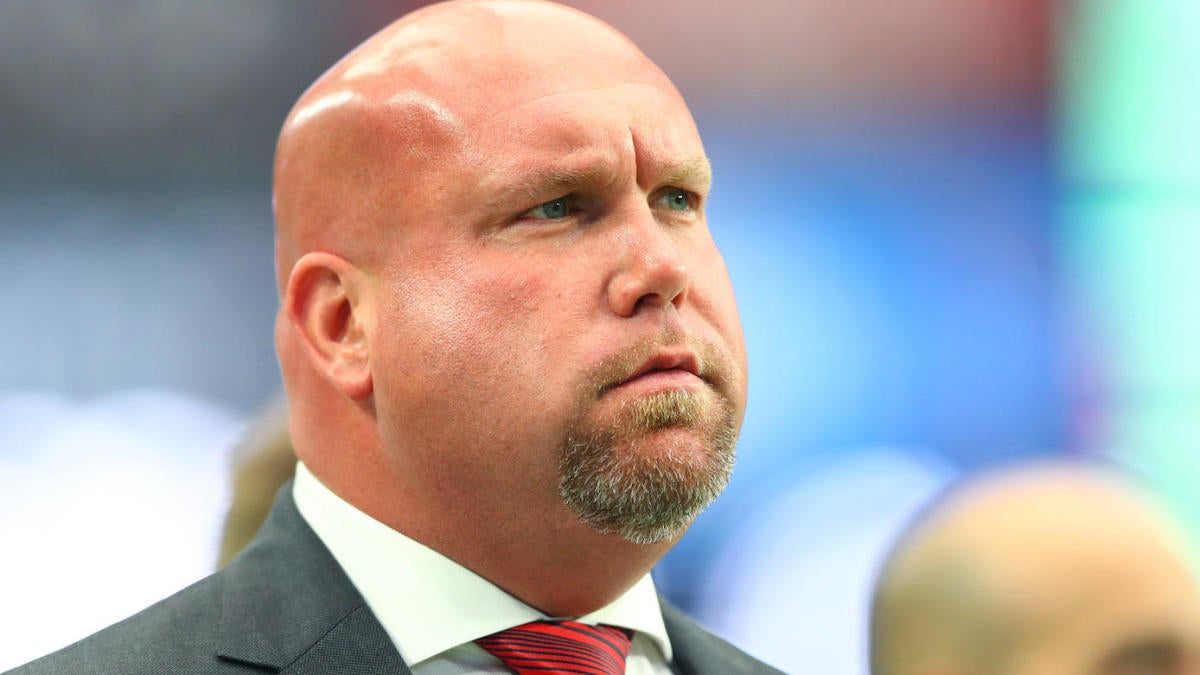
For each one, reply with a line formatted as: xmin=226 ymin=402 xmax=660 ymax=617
xmin=581 ymin=330 xmax=734 ymax=399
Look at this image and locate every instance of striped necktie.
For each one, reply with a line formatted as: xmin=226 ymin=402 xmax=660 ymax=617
xmin=475 ymin=619 xmax=634 ymax=675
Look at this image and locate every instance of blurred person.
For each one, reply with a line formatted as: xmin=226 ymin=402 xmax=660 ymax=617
xmin=870 ymin=462 xmax=1200 ymax=675
xmin=10 ymin=1 xmax=779 ymax=674
xmin=217 ymin=396 xmax=294 ymax=568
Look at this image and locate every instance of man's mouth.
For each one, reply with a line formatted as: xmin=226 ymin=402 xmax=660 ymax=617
xmin=603 ymin=350 xmax=703 ymax=394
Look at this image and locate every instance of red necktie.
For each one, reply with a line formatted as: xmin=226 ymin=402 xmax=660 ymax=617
xmin=475 ymin=619 xmax=634 ymax=675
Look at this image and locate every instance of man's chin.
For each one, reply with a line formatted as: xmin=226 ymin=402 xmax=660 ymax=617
xmin=558 ymin=436 xmax=735 ymax=545
xmin=557 ymin=391 xmax=738 ymax=545
xmin=619 ymin=425 xmax=715 ymax=456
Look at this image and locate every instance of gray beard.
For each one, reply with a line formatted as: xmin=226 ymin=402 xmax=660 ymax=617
xmin=558 ymin=387 xmax=738 ymax=545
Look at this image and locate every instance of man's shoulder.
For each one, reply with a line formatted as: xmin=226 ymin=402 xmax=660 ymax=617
xmin=5 ymin=571 xmax=231 ymax=675
xmin=659 ymin=599 xmax=786 ymax=675
xmin=6 ymin=486 xmax=391 ymax=675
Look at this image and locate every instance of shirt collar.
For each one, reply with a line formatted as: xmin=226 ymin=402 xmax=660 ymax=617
xmin=292 ymin=461 xmax=673 ymax=666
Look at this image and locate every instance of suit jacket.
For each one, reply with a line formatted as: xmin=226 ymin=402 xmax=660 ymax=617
xmin=8 ymin=486 xmax=783 ymax=675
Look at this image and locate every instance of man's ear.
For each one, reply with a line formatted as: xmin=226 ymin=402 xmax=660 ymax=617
xmin=284 ymin=251 xmax=373 ymax=401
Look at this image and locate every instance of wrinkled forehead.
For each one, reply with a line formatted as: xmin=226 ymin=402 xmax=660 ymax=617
xmin=468 ymin=83 xmax=707 ymax=193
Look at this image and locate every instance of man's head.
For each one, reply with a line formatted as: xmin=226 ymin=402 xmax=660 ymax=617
xmin=272 ymin=0 xmax=747 ymax=613
xmin=870 ymin=463 xmax=1200 ymax=675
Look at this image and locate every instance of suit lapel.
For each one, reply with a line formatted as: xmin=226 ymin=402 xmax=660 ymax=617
xmin=283 ymin=605 xmax=413 ymax=675
xmin=216 ymin=483 xmax=412 ymax=674
xmin=213 ymin=484 xmax=774 ymax=675
xmin=660 ymin=598 xmax=773 ymax=675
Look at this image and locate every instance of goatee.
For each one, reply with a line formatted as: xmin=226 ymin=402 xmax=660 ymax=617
xmin=558 ymin=336 xmax=740 ymax=545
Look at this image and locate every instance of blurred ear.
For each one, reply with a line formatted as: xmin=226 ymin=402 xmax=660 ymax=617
xmin=283 ymin=251 xmax=373 ymax=401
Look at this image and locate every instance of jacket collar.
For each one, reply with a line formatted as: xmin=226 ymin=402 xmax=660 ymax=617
xmin=213 ymin=482 xmax=765 ymax=675
xmin=661 ymin=599 xmax=775 ymax=675
xmin=215 ymin=483 xmax=412 ymax=674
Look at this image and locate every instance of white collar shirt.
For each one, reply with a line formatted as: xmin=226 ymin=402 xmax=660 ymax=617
xmin=293 ymin=462 xmax=675 ymax=674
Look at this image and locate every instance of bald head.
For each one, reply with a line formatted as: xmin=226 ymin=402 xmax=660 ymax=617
xmin=273 ymin=0 xmax=675 ymax=288
xmin=871 ymin=464 xmax=1200 ymax=675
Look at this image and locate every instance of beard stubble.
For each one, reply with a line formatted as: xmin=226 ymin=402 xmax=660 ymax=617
xmin=558 ymin=335 xmax=740 ymax=545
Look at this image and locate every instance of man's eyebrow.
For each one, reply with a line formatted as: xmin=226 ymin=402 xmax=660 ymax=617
xmin=496 ymin=156 xmax=714 ymax=207
xmin=507 ymin=166 xmax=612 ymax=203
xmin=655 ymin=157 xmax=713 ymax=191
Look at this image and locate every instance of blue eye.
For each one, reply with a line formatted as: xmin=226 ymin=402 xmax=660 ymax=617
xmin=656 ymin=188 xmax=693 ymax=211
xmin=522 ymin=198 xmax=571 ymax=220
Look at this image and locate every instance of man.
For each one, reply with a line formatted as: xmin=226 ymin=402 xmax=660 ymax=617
xmin=10 ymin=1 xmax=779 ymax=673
xmin=870 ymin=463 xmax=1200 ymax=675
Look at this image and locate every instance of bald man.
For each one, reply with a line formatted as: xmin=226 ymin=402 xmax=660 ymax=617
xmin=870 ymin=464 xmax=1200 ymax=675
xmin=10 ymin=2 xmax=780 ymax=674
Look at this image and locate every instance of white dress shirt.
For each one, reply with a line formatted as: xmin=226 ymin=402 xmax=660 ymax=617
xmin=293 ymin=462 xmax=674 ymax=674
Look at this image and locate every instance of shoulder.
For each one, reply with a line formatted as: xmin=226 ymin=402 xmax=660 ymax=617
xmin=6 ymin=485 xmax=382 ymax=675
xmin=5 ymin=572 xmax=232 ymax=675
xmin=659 ymin=599 xmax=786 ymax=675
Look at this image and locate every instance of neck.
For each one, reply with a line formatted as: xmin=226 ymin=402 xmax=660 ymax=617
xmin=455 ymin=521 xmax=675 ymax=617
xmin=313 ymin=458 xmax=675 ymax=617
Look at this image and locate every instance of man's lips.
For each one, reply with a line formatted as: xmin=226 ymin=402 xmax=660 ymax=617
xmin=603 ymin=351 xmax=703 ymax=393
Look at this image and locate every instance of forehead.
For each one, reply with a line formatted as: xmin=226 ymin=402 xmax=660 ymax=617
xmin=462 ymin=82 xmax=706 ymax=188
xmin=294 ymin=2 xmax=708 ymax=235
xmin=376 ymin=4 xmax=700 ymax=167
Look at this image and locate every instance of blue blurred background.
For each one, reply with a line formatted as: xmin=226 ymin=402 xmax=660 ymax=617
xmin=3 ymin=2 xmax=1196 ymax=672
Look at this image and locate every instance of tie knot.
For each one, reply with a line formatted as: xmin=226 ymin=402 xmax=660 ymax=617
xmin=476 ymin=619 xmax=634 ymax=675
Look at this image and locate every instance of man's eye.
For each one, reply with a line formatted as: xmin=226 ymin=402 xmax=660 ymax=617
xmin=521 ymin=198 xmax=571 ymax=220
xmin=654 ymin=188 xmax=694 ymax=211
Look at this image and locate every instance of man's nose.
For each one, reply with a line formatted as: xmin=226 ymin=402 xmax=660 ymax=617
xmin=605 ymin=210 xmax=690 ymax=317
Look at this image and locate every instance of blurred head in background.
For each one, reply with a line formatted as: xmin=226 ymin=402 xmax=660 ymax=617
xmin=217 ymin=396 xmax=294 ymax=568
xmin=870 ymin=462 xmax=1200 ymax=675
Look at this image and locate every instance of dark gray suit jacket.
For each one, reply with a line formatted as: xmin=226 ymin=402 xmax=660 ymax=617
xmin=8 ymin=486 xmax=783 ymax=674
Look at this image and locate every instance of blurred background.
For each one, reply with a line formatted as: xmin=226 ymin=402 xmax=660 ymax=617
xmin=1 ymin=1 xmax=1196 ymax=672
